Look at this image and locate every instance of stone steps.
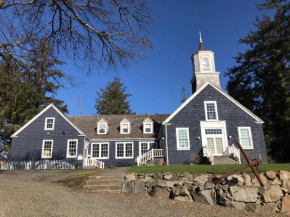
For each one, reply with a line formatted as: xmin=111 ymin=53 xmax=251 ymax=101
xmin=213 ymin=156 xmax=239 ymax=165
xmin=83 ymin=175 xmax=124 ymax=193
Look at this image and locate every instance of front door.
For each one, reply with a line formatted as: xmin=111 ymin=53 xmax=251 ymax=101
xmin=139 ymin=142 xmax=155 ymax=156
xmin=204 ymin=128 xmax=225 ymax=156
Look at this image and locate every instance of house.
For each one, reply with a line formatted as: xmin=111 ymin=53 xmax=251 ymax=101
xmin=10 ymin=38 xmax=268 ymax=167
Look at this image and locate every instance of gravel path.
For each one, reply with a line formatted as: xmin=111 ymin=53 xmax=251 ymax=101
xmin=0 ymin=170 xmax=286 ymax=217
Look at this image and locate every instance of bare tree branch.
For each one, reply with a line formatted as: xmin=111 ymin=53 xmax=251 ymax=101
xmin=0 ymin=0 xmax=153 ymax=74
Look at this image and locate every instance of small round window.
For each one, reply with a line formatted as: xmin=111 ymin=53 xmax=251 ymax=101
xmin=201 ymin=57 xmax=210 ymax=71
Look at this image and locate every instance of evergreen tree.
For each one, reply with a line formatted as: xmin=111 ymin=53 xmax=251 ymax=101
xmin=95 ymin=78 xmax=133 ymax=115
xmin=181 ymin=87 xmax=189 ymax=103
xmin=0 ymin=39 xmax=67 ymax=159
xmin=225 ymin=0 xmax=290 ymax=162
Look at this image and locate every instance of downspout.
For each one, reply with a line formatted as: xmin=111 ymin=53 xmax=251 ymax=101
xmin=165 ymin=124 xmax=169 ymax=165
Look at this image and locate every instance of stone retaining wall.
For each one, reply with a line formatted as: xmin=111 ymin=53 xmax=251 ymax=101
xmin=122 ymin=170 xmax=290 ymax=214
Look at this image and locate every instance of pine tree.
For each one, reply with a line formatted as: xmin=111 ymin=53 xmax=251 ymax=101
xmin=0 ymin=39 xmax=67 ymax=159
xmin=95 ymin=78 xmax=133 ymax=115
xmin=181 ymin=87 xmax=189 ymax=103
xmin=225 ymin=0 xmax=290 ymax=162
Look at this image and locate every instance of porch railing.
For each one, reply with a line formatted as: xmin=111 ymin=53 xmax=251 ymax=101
xmin=137 ymin=149 xmax=163 ymax=166
xmin=202 ymin=146 xmax=214 ymax=165
xmin=86 ymin=158 xmax=105 ymax=169
xmin=227 ymin=145 xmax=241 ymax=164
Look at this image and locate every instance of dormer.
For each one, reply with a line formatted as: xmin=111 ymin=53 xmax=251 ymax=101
xmin=97 ymin=118 xmax=109 ymax=134
xmin=143 ymin=118 xmax=153 ymax=134
xmin=120 ymin=118 xmax=131 ymax=134
xmin=190 ymin=32 xmax=221 ymax=94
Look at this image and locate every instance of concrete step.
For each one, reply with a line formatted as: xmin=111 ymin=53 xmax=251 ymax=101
xmin=86 ymin=180 xmax=123 ymax=186
xmin=83 ymin=185 xmax=122 ymax=191
xmin=84 ymin=189 xmax=122 ymax=193
xmin=88 ymin=176 xmax=124 ymax=181
xmin=214 ymin=156 xmax=239 ymax=165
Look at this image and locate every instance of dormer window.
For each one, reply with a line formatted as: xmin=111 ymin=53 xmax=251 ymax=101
xmin=97 ymin=118 xmax=108 ymax=134
xmin=201 ymin=56 xmax=210 ymax=71
xmin=143 ymin=118 xmax=153 ymax=134
xmin=120 ymin=118 xmax=131 ymax=134
xmin=45 ymin=117 xmax=55 ymax=130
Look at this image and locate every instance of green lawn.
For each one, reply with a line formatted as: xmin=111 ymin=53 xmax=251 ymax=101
xmin=127 ymin=164 xmax=290 ymax=175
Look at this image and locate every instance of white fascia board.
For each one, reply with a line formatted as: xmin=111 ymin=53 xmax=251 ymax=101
xmin=97 ymin=118 xmax=109 ymax=124
xmin=162 ymin=82 xmax=264 ymax=125
xmin=11 ymin=104 xmax=85 ymax=138
xmin=143 ymin=117 xmax=153 ymax=123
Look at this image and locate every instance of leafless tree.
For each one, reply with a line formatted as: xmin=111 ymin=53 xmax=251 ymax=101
xmin=0 ymin=0 xmax=153 ymax=74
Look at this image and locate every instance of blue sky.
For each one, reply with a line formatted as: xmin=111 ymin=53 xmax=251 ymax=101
xmin=58 ymin=0 xmax=274 ymax=116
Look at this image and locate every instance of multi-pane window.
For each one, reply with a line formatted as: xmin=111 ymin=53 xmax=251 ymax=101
xmin=92 ymin=143 xmax=109 ymax=159
xmin=116 ymin=142 xmax=133 ymax=158
xmin=98 ymin=123 xmax=106 ymax=134
xmin=205 ymin=129 xmax=222 ymax=134
xmin=42 ymin=140 xmax=53 ymax=158
xmin=176 ymin=128 xmax=190 ymax=150
xmin=205 ymin=101 xmax=218 ymax=121
xmin=45 ymin=118 xmax=55 ymax=130
xmin=238 ymin=127 xmax=253 ymax=149
xmin=140 ymin=142 xmax=155 ymax=156
xmin=122 ymin=123 xmax=129 ymax=133
xmin=67 ymin=140 xmax=78 ymax=157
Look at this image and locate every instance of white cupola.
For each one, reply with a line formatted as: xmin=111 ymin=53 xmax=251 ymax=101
xmin=190 ymin=32 xmax=221 ymax=93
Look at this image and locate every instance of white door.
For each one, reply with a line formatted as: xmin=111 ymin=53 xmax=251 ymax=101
xmin=139 ymin=142 xmax=155 ymax=156
xmin=204 ymin=129 xmax=225 ymax=156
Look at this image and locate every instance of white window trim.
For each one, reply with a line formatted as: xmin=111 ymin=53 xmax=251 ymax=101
xmin=120 ymin=123 xmax=130 ymax=134
xmin=143 ymin=122 xmax=153 ymax=134
xmin=204 ymin=101 xmax=219 ymax=121
xmin=66 ymin=139 xmax=78 ymax=158
xmin=115 ymin=142 xmax=134 ymax=159
xmin=200 ymin=121 xmax=228 ymax=155
xmin=139 ymin=142 xmax=155 ymax=156
xmin=238 ymin=127 xmax=254 ymax=149
xmin=97 ymin=122 xmax=107 ymax=134
xmin=44 ymin=117 xmax=55 ymax=130
xmin=41 ymin=140 xmax=53 ymax=159
xmin=176 ymin=128 xmax=190 ymax=150
xmin=91 ymin=143 xmax=110 ymax=159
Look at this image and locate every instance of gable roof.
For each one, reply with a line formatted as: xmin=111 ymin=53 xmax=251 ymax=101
xmin=70 ymin=114 xmax=169 ymax=140
xmin=163 ymin=82 xmax=264 ymax=124
xmin=11 ymin=104 xmax=85 ymax=138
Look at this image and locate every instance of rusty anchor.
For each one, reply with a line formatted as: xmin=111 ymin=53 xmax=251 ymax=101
xmin=207 ymin=141 xmax=264 ymax=187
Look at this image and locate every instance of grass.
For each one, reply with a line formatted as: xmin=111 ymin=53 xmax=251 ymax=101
xmin=57 ymin=169 xmax=105 ymax=189
xmin=128 ymin=163 xmax=290 ymax=175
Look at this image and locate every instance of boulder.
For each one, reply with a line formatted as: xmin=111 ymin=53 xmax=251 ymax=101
xmin=132 ymin=180 xmax=147 ymax=194
xmin=271 ymin=177 xmax=281 ymax=185
xmin=259 ymin=184 xmax=283 ymax=203
xmin=229 ymin=186 xmax=258 ymax=202
xmin=192 ymin=189 xmax=216 ymax=205
xmin=164 ymin=173 xmax=173 ymax=180
xmin=245 ymin=203 xmax=261 ymax=212
xmin=229 ymin=201 xmax=246 ymax=210
xmin=124 ymin=173 xmax=137 ymax=181
xmin=244 ymin=174 xmax=252 ymax=186
xmin=251 ymin=178 xmax=261 ymax=187
xmin=183 ymin=172 xmax=194 ymax=181
xmin=193 ymin=175 xmax=209 ymax=185
xmin=204 ymin=182 xmax=215 ymax=190
xmin=122 ymin=181 xmax=133 ymax=193
xmin=150 ymin=187 xmax=169 ymax=199
xmin=265 ymin=171 xmax=277 ymax=180
xmin=281 ymin=195 xmax=290 ymax=213
xmin=227 ymin=175 xmax=244 ymax=186
xmin=262 ymin=203 xmax=279 ymax=212
xmin=171 ymin=185 xmax=193 ymax=202
xmin=279 ymin=170 xmax=290 ymax=180
xmin=282 ymin=180 xmax=290 ymax=192
xmin=152 ymin=172 xmax=164 ymax=180
xmin=259 ymin=174 xmax=268 ymax=185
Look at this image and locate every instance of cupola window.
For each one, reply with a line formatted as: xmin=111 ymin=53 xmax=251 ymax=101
xmin=201 ymin=57 xmax=210 ymax=71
